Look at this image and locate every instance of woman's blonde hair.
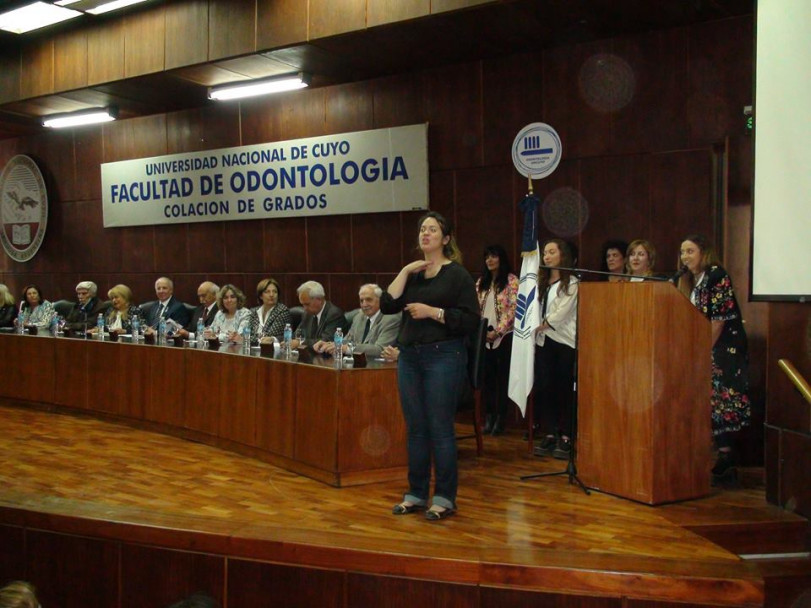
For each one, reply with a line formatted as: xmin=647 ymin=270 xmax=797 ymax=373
xmin=107 ymin=284 xmax=134 ymax=321
xmin=625 ymin=239 xmax=657 ymax=276
xmin=0 ymin=283 xmax=14 ymax=307
xmin=0 ymin=580 xmax=39 ymax=608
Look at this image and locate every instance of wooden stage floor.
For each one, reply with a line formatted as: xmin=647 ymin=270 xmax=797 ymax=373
xmin=0 ymin=403 xmax=805 ymax=606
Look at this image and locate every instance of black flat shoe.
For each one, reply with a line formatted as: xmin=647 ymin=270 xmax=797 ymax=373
xmin=425 ymin=506 xmax=455 ymax=521
xmin=490 ymin=416 xmax=504 ymax=436
xmin=392 ymin=502 xmax=424 ymax=515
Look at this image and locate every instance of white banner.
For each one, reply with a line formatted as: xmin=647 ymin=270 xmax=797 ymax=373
xmin=508 ymin=245 xmax=540 ymax=416
xmin=101 ymin=123 xmax=429 ymax=228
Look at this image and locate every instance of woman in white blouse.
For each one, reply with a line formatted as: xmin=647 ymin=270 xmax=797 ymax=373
xmin=205 ymin=284 xmax=250 ymax=343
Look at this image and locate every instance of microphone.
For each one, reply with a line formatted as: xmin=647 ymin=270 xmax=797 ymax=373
xmin=670 ymin=266 xmax=689 ymax=284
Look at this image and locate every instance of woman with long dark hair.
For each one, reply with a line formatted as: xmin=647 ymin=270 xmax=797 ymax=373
xmin=16 ymin=284 xmax=54 ymax=330
xmin=678 ymin=234 xmax=749 ymax=484
xmin=381 ymin=211 xmax=479 ymax=521
xmin=533 ymin=239 xmax=579 ymax=460
xmin=475 ymin=244 xmax=518 ymax=435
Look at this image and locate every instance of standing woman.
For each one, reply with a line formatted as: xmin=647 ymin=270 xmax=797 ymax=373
xmin=533 ymin=239 xmax=579 ymax=460
xmin=17 ymin=284 xmax=55 ymax=329
xmin=249 ymin=277 xmax=292 ymax=343
xmin=626 ymin=239 xmax=657 ymax=281
xmin=0 ymin=283 xmax=16 ymax=328
xmin=678 ymin=235 xmax=749 ymax=483
xmin=206 ymin=284 xmax=251 ymax=343
xmin=380 ymin=211 xmax=479 ymax=521
xmin=475 ymin=244 xmax=519 ymax=435
xmin=600 ymin=239 xmax=628 ymax=281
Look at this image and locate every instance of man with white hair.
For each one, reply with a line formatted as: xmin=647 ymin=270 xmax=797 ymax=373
xmin=143 ymin=276 xmax=192 ymax=330
xmin=314 ymin=283 xmax=400 ymax=358
xmin=66 ymin=280 xmax=108 ymax=332
xmin=296 ymin=280 xmax=345 ymax=344
xmin=176 ymin=281 xmax=220 ymax=339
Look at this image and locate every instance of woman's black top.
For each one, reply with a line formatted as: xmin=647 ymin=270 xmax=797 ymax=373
xmin=380 ymin=261 xmax=479 ymax=346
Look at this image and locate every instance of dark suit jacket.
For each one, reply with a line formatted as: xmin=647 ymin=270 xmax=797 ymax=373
xmin=300 ymin=301 xmax=345 ymax=343
xmin=144 ymin=297 xmax=192 ymax=329
xmin=65 ymin=297 xmax=109 ymax=332
xmin=185 ymin=304 xmax=219 ymax=333
xmin=0 ymin=305 xmax=16 ymax=328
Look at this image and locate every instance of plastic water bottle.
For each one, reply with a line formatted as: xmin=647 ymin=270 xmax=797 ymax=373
xmin=334 ymin=327 xmax=343 ymax=367
xmin=50 ymin=315 xmax=60 ymax=337
xmin=196 ymin=317 xmax=205 ymax=345
xmin=242 ymin=324 xmax=251 ymax=354
xmin=96 ymin=313 xmax=105 ymax=340
xmin=158 ymin=318 xmax=167 ymax=345
xmin=17 ymin=310 xmax=26 ymax=334
xmin=283 ymin=323 xmax=292 ymax=358
xmin=131 ymin=314 xmax=141 ymax=341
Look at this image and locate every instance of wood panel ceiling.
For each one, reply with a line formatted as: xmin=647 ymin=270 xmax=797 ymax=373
xmin=0 ymin=0 xmax=754 ymax=140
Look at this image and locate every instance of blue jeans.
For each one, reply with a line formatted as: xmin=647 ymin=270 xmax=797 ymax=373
xmin=397 ymin=339 xmax=467 ymax=509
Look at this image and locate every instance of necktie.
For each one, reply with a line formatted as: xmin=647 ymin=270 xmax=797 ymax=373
xmin=158 ymin=303 xmax=166 ymax=320
xmin=362 ymin=317 xmax=371 ymax=342
xmin=309 ymin=315 xmax=318 ymax=339
xmin=201 ymin=307 xmax=208 ymax=324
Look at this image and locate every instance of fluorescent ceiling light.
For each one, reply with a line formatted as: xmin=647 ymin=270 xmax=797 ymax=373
xmin=0 ymin=2 xmax=81 ymax=34
xmin=55 ymin=1 xmax=82 ymax=5
xmin=87 ymin=0 xmax=149 ymax=15
xmin=43 ymin=107 xmax=117 ymax=129
xmin=209 ymin=73 xmax=311 ymax=101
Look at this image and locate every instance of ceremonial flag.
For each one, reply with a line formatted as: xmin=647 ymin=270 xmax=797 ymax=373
xmin=508 ymin=243 xmax=539 ymax=416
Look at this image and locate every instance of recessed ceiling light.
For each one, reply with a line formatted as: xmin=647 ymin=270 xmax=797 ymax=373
xmin=209 ymin=73 xmax=312 ymax=101
xmin=87 ymin=0 xmax=150 ymax=15
xmin=43 ymin=107 xmax=118 ymax=129
xmin=0 ymin=2 xmax=81 ymax=34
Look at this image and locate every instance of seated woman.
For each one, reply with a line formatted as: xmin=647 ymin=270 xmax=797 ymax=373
xmin=0 ymin=283 xmax=16 ymax=328
xmin=600 ymin=239 xmax=628 ymax=281
xmin=88 ymin=284 xmax=140 ymax=336
xmin=0 ymin=580 xmax=39 ymax=608
xmin=248 ymin=277 xmax=292 ymax=344
xmin=626 ymin=239 xmax=657 ymax=281
xmin=205 ymin=284 xmax=251 ymax=343
xmin=16 ymin=284 xmax=55 ymax=329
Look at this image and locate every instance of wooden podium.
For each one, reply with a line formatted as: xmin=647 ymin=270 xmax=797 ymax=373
xmin=577 ymin=282 xmax=712 ymax=504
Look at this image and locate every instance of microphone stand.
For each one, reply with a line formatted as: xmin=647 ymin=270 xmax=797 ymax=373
xmin=519 ymin=265 xmax=675 ymax=493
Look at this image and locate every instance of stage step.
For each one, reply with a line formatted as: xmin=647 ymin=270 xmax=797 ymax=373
xmin=747 ymin=554 xmax=811 ymax=608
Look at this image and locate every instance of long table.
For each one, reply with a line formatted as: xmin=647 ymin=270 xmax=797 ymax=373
xmin=0 ymin=333 xmax=407 ymax=487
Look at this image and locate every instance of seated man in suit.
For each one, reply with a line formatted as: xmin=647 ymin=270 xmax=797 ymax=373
xmin=66 ymin=280 xmax=108 ymax=333
xmin=143 ymin=276 xmax=192 ymax=333
xmin=314 ymin=283 xmax=400 ymax=358
xmin=295 ymin=280 xmax=344 ymax=345
xmin=176 ymin=281 xmax=219 ymax=339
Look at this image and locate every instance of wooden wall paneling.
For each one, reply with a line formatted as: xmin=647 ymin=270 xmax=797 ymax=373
xmin=325 ymin=81 xmax=374 ymax=134
xmin=183 ymin=349 xmax=221 ymax=435
xmin=295 ymin=365 xmax=338 ymax=470
xmin=87 ymin=20 xmax=125 ymax=86
xmin=351 ymin=213 xmax=403 ymax=274
xmin=330 ymin=274 xmax=377 ymax=314
xmin=145 ymin=346 xmax=186 ymax=427
xmin=118 ymin=225 xmax=156 ymax=274
xmin=54 ymin=338 xmax=89 ymax=410
xmin=167 ymin=105 xmax=241 ymax=154
xmin=103 ymin=114 xmax=168 ymax=163
xmin=478 ymin=587 xmax=623 ymax=608
xmin=154 ymin=223 xmax=189 ymax=274
xmin=74 ymin=126 xmax=104 ymax=202
xmin=481 ymin=50 xmax=544 ymax=168
xmin=165 ymin=0 xmax=209 ymax=70
xmin=280 ymin=87 xmax=328 ymax=141
xmin=217 ymin=353 xmax=258 ymax=446
xmin=208 ymin=0 xmax=256 ymax=61
xmin=687 ymin=16 xmax=753 ymax=148
xmin=256 ymin=0 xmax=308 ymax=50
xmin=223 ymin=220 xmax=266 ymax=273
xmin=186 ymin=221 xmax=227 ymax=274
xmin=308 ymin=215 xmax=352 ymax=273
xmin=422 ymin=62 xmax=482 ymax=171
xmin=0 ymin=51 xmax=21 ymax=104
xmin=648 ymin=150 xmax=713 ymax=272
xmin=578 ymin=154 xmax=650 ymax=271
xmin=764 ymin=424 xmax=779 ymax=506
xmin=0 ymin=525 xmax=25 ymax=584
xmin=781 ymin=430 xmax=811 ymax=519
xmin=766 ymin=303 xmax=811 ymax=432
xmin=239 ymin=95 xmax=284 ymax=146
xmin=262 ymin=217 xmax=307 ymax=274
xmin=529 ymin=159 xmax=583 ymax=252
xmin=367 ymin=0 xmax=430 ymax=27
xmin=426 ymin=168 xmax=454 ymax=231
xmin=348 ymin=572 xmax=479 ymax=607
xmin=124 ymin=7 xmax=166 ymax=78
xmin=309 ymin=0 xmax=366 ymax=39
xmin=542 ymin=39 xmax=611 ymax=160
xmin=20 ymin=39 xmax=54 ymax=100
xmin=228 ymin=560 xmax=345 ymax=607
xmin=337 ymin=368 xmax=406 ymax=472
xmin=83 ymin=341 xmax=130 ymax=416
xmin=120 ymin=544 xmax=225 ymax=608
xmin=372 ymin=73 xmax=424 ymax=130
xmin=22 ymin=129 xmax=77 ymax=206
xmin=25 ymin=530 xmax=119 ymax=608
xmin=432 ymin=0 xmax=493 ymax=13
xmin=611 ymin=29 xmax=689 ymax=155
xmin=54 ymin=29 xmax=88 ymax=92
xmin=454 ymin=165 xmax=515 ymax=269
xmin=255 ymin=358 xmax=296 ymax=457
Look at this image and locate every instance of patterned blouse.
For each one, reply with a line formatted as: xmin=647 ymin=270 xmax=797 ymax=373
xmin=475 ymin=273 xmax=519 ymax=338
xmin=209 ymin=308 xmax=251 ymax=343
xmin=21 ymin=300 xmax=55 ymax=329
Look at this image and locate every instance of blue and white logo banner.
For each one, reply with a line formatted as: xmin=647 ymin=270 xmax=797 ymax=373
xmin=508 ymin=244 xmax=539 ymax=415
xmin=101 ymin=123 xmax=429 ymax=228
